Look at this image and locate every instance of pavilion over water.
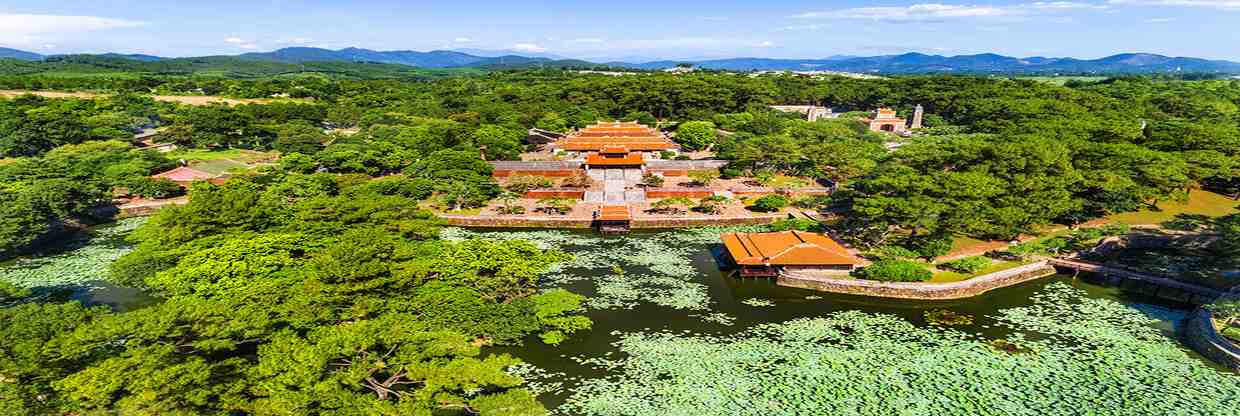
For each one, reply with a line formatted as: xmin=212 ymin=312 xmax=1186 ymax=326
xmin=721 ymin=230 xmax=860 ymax=277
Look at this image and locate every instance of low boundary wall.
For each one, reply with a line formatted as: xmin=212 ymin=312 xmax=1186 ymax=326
xmin=440 ymin=213 xmax=785 ymax=229
xmin=440 ymin=215 xmax=593 ymax=229
xmin=1183 ymin=308 xmax=1240 ymax=371
xmin=776 ymin=261 xmax=1057 ymax=300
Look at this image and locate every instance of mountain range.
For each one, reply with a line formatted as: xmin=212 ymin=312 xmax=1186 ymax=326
xmin=4 ymin=46 xmax=1240 ymax=74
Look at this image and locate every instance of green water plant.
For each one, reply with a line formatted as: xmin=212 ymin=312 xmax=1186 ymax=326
xmin=923 ymin=309 xmax=974 ymax=326
xmin=557 ymin=283 xmax=1240 ymax=415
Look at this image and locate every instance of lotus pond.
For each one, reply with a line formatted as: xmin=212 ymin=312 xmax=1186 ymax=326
xmin=444 ymin=227 xmax=1240 ymax=415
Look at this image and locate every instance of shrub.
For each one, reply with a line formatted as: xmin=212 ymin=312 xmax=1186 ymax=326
xmin=793 ymin=195 xmax=832 ymax=209
xmin=506 ymin=175 xmax=554 ymax=193
xmin=688 ymin=170 xmax=720 ymax=187
xmin=750 ymin=195 xmax=789 ymax=212
xmin=536 ymin=197 xmax=574 ymax=215
xmin=649 ymin=197 xmax=693 ymax=215
xmin=939 ymin=256 xmax=992 ymax=274
xmin=641 ymin=173 xmax=665 ymax=188
xmin=769 ymin=218 xmax=818 ymax=231
xmin=659 ymin=151 xmax=676 ymax=160
xmin=560 ymin=173 xmax=593 ymax=188
xmin=674 ymin=155 xmax=691 ymax=160
xmin=720 ymin=167 xmax=744 ymax=179
xmin=852 ymin=259 xmax=933 ymax=282
xmin=694 ymin=198 xmax=725 ymax=215
xmin=126 ymin=177 xmax=183 ymax=199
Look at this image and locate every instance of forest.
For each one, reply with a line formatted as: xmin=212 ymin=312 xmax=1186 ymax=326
xmin=2 ymin=69 xmax=1240 ymax=414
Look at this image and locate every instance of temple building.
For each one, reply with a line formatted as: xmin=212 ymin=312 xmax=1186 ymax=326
xmin=720 ymin=230 xmax=861 ymax=277
xmin=865 ymin=108 xmax=908 ymax=133
xmin=552 ymin=121 xmax=679 ymax=167
xmin=864 ymin=105 xmax=925 ymax=134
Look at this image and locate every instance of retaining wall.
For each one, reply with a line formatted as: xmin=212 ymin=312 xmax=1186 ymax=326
xmin=440 ymin=215 xmax=593 ymax=229
xmin=776 ymin=261 xmax=1058 ymax=300
xmin=632 ymin=214 xmax=784 ymax=228
xmin=1183 ymin=308 xmax=1240 ymax=371
xmin=440 ymin=213 xmax=785 ymax=229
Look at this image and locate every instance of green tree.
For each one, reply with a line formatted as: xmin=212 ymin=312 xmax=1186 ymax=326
xmin=675 ymin=121 xmax=717 ymax=151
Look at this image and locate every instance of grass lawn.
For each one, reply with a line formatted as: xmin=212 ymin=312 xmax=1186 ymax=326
xmin=190 ymin=159 xmax=251 ymax=175
xmin=169 ymin=148 xmax=278 ymax=164
xmin=1103 ymin=190 xmax=1238 ymax=225
xmin=931 ymin=260 xmax=1028 ymax=283
xmin=763 ymin=174 xmax=813 ymax=189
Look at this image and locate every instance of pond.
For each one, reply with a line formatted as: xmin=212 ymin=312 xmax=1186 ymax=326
xmin=443 ymin=227 xmax=1240 ymax=415
xmin=0 ymin=218 xmax=159 ymax=311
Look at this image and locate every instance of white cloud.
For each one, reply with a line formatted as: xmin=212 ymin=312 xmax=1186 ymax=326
xmin=453 ymin=37 xmax=473 ymax=43
xmin=570 ymin=37 xmax=605 ymax=43
xmin=793 ymin=4 xmax=1009 ymax=21
xmin=277 ymin=37 xmax=315 ymax=45
xmin=0 ymin=13 xmax=144 ymax=45
xmin=1109 ymin=0 xmax=1240 ymax=9
xmin=1145 ymin=16 xmax=1178 ymax=21
xmin=240 ymin=44 xmax=259 ymax=49
xmin=224 ymin=37 xmax=246 ymax=44
xmin=512 ymin=43 xmax=547 ymax=53
xmin=1028 ymin=1 xmax=1109 ymax=9
xmin=756 ymin=41 xmax=776 ymax=47
xmin=698 ymin=16 xmax=729 ymax=21
xmin=781 ymin=23 xmax=827 ymax=31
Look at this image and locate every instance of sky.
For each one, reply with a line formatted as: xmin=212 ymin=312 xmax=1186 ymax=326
xmin=3 ymin=1 xmax=1240 ymax=61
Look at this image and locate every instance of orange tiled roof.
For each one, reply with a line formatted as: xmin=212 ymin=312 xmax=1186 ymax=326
xmin=721 ymin=231 xmax=859 ymax=266
xmin=598 ymin=205 xmax=631 ymax=221
xmin=556 ymin=121 xmax=677 ymax=152
xmin=586 ymin=152 xmax=644 ymax=166
xmin=600 ymin=145 xmax=629 ymax=154
xmin=152 ymin=166 xmax=220 ymax=183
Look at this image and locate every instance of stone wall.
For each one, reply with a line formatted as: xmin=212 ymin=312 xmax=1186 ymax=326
xmin=440 ymin=213 xmax=784 ymax=229
xmin=632 ymin=214 xmax=783 ymax=229
xmin=440 ymin=215 xmax=593 ymax=229
xmin=1183 ymin=308 xmax=1240 ymax=371
xmin=776 ymin=261 xmax=1057 ymax=300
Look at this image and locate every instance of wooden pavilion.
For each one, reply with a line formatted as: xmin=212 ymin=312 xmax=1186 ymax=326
xmin=720 ymin=230 xmax=860 ymax=277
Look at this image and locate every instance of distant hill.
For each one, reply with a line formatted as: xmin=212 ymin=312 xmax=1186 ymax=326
xmin=0 ymin=47 xmax=42 ymax=61
xmin=621 ymin=52 xmax=1240 ymax=74
xmin=238 ymin=47 xmax=491 ymax=68
xmin=0 ymin=54 xmax=468 ymax=79
xmin=2 ymin=46 xmax=1238 ymax=75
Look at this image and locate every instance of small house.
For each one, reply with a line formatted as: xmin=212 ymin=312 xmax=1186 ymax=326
xmin=720 ymin=230 xmax=860 ymax=277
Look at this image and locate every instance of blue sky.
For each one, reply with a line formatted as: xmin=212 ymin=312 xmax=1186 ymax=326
xmin=3 ymin=1 xmax=1239 ymax=61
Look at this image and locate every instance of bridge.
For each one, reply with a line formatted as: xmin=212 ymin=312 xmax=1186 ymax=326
xmin=1049 ymin=258 xmax=1225 ymax=303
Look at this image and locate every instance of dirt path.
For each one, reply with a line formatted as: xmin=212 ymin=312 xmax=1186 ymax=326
xmin=0 ymin=90 xmax=297 ymax=106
